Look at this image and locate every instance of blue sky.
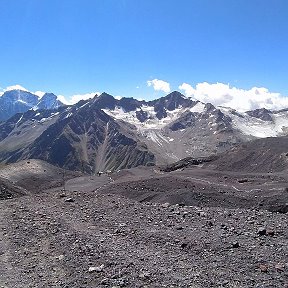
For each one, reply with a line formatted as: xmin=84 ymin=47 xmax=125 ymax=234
xmin=0 ymin=0 xmax=288 ymax=108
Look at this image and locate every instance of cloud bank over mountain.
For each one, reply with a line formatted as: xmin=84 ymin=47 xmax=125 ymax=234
xmin=179 ymin=82 xmax=288 ymax=112
xmin=58 ymin=92 xmax=100 ymax=105
xmin=1 ymin=82 xmax=288 ymax=111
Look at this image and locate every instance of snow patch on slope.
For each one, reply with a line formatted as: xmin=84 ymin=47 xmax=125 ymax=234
xmin=190 ymin=102 xmax=205 ymax=113
xmin=220 ymin=107 xmax=288 ymax=137
xmin=38 ymin=112 xmax=60 ymax=123
xmin=143 ymin=130 xmax=170 ymax=146
xmin=103 ymin=106 xmax=138 ymax=124
xmin=103 ymin=99 xmax=288 ymax=139
xmin=103 ymin=104 xmax=201 ymax=130
xmin=16 ymin=115 xmax=23 ymax=125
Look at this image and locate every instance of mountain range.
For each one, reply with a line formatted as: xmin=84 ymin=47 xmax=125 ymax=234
xmin=0 ymin=89 xmax=64 ymax=121
xmin=0 ymin=89 xmax=288 ymax=173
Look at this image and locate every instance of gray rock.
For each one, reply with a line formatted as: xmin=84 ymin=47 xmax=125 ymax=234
xmin=258 ymin=227 xmax=267 ymax=236
xmin=88 ymin=264 xmax=104 ymax=273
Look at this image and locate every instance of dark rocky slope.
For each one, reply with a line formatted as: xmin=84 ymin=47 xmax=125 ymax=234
xmin=0 ymin=177 xmax=27 ymax=200
xmin=0 ymin=159 xmax=82 ymax=193
xmin=208 ymin=136 xmax=288 ymax=173
xmin=0 ymin=101 xmax=154 ymax=173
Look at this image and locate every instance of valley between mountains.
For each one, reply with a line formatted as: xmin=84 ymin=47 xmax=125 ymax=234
xmin=0 ymin=89 xmax=287 ymax=287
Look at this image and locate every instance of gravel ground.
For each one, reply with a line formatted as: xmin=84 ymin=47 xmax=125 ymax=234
xmin=0 ymin=187 xmax=287 ymax=287
xmin=0 ymin=162 xmax=287 ymax=287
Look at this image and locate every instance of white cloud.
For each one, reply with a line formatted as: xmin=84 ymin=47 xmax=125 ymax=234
xmin=147 ymin=79 xmax=171 ymax=93
xmin=57 ymin=95 xmax=71 ymax=105
xmin=0 ymin=84 xmax=29 ymax=97
xmin=58 ymin=92 xmax=100 ymax=105
xmin=179 ymin=83 xmax=195 ymax=98
xmin=179 ymin=82 xmax=288 ymax=112
xmin=34 ymin=91 xmax=46 ymax=98
xmin=4 ymin=84 xmax=28 ymax=92
xmin=70 ymin=92 xmax=99 ymax=104
xmin=1 ymin=85 xmax=45 ymax=98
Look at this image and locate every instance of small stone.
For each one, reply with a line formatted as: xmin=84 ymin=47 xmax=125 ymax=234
xmin=198 ymin=211 xmax=206 ymax=217
xmin=238 ymin=178 xmax=248 ymax=183
xmin=57 ymin=255 xmax=64 ymax=260
xmin=88 ymin=264 xmax=104 ymax=273
xmin=231 ymin=241 xmax=240 ymax=248
xmin=139 ymin=272 xmax=150 ymax=279
xmin=118 ymin=278 xmax=127 ymax=287
xmin=182 ymin=211 xmax=189 ymax=217
xmin=161 ymin=202 xmax=170 ymax=208
xmin=175 ymin=226 xmax=184 ymax=230
xmin=64 ymin=198 xmax=74 ymax=203
xmin=100 ymin=278 xmax=108 ymax=285
xmin=206 ymin=221 xmax=213 ymax=227
xmin=258 ymin=227 xmax=266 ymax=236
xmin=259 ymin=264 xmax=268 ymax=273
xmin=181 ymin=242 xmax=188 ymax=249
xmin=275 ymin=263 xmax=285 ymax=272
xmin=221 ymin=223 xmax=228 ymax=230
xmin=266 ymin=228 xmax=275 ymax=236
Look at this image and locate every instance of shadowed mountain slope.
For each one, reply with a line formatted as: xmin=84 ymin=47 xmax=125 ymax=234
xmin=207 ymin=136 xmax=288 ymax=173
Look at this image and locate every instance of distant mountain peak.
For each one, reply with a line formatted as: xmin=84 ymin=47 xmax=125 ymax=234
xmin=93 ymin=92 xmax=116 ymax=110
xmin=99 ymin=92 xmax=114 ymax=98
xmin=42 ymin=92 xmax=57 ymax=99
xmin=165 ymin=90 xmax=186 ymax=98
xmin=204 ymin=103 xmax=216 ymax=112
xmin=0 ymin=89 xmax=64 ymax=121
xmin=246 ymin=108 xmax=273 ymax=121
xmin=37 ymin=92 xmax=64 ymax=110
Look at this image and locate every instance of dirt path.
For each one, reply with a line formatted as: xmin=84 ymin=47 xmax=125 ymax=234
xmin=65 ymin=174 xmax=110 ymax=193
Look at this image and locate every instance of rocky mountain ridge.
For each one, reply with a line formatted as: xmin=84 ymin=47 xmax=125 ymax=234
xmin=0 ymin=90 xmax=287 ymax=172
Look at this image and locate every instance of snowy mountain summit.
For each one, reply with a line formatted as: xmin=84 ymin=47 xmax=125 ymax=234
xmin=99 ymin=91 xmax=288 ymax=138
xmin=0 ymin=89 xmax=64 ymax=121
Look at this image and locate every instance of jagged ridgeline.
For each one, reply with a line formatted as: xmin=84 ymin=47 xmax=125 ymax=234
xmin=0 ymin=90 xmax=288 ymax=173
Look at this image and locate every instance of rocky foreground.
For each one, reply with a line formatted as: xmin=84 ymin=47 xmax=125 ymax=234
xmin=0 ymin=186 xmax=287 ymax=288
